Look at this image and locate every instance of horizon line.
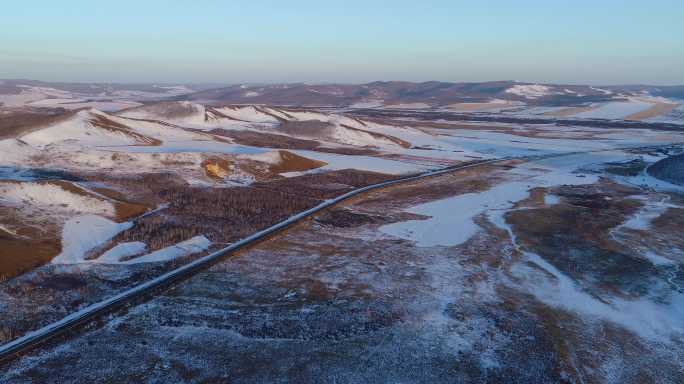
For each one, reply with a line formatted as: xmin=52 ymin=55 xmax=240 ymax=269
xmin=3 ymin=78 xmax=683 ymax=88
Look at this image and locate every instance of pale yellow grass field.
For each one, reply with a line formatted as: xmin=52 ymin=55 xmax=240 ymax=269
xmin=625 ymin=102 xmax=678 ymax=121
xmin=544 ymin=106 xmax=597 ymax=117
xmin=447 ymin=102 xmax=518 ymax=112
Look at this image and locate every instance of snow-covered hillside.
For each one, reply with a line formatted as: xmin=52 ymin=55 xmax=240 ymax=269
xmin=1 ymin=100 xmax=683 ymax=283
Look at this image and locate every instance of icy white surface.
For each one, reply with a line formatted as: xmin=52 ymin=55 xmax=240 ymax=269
xmin=619 ymin=195 xmax=677 ymax=231
xmin=615 ymin=169 xmax=684 ymax=195
xmin=94 ymin=236 xmax=210 ymax=264
xmin=21 ymin=110 xmax=141 ymax=148
xmin=241 ymin=150 xmax=284 ymax=165
xmin=0 ymin=83 xmax=194 ymax=109
xmin=331 ymin=125 xmax=400 ymax=148
xmin=642 ymin=251 xmax=676 ymax=267
xmin=0 ymin=86 xmax=73 ymax=107
xmin=436 ymin=129 xmax=606 ymax=157
xmin=15 ymin=109 xmax=212 ymax=149
xmin=28 ymin=98 xmax=141 ymax=112
xmin=0 ymin=181 xmax=115 ymax=217
xmin=293 ymin=150 xmax=431 ymax=175
xmin=51 ymin=215 xmax=133 ymax=264
xmin=0 ymin=139 xmax=38 ymax=165
xmin=97 ymin=242 xmax=148 ymax=263
xmin=590 ymin=86 xmax=613 ymax=95
xmin=575 ymin=101 xmax=652 ymax=120
xmin=514 ymin=251 xmax=684 ymax=342
xmin=51 ymin=219 xmax=209 ymax=265
xmin=279 ymin=171 xmax=306 ymax=178
xmin=379 ymin=153 xmax=622 ymax=247
xmin=118 ymin=236 xmax=211 ymax=264
xmin=505 ymin=84 xmax=553 ymax=99
xmin=544 ymin=194 xmax=560 ymax=205
xmin=349 ymin=100 xmax=384 ymax=108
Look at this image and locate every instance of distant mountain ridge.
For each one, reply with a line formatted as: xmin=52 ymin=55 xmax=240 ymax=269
xmin=179 ymin=80 xmax=684 ymax=108
xmin=2 ymin=79 xmax=683 ymax=114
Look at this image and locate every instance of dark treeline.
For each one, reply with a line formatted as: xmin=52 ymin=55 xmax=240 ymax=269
xmin=0 ymin=109 xmax=69 ymax=140
xmin=114 ymin=169 xmax=393 ymax=251
xmin=648 ymin=153 xmax=684 ymax=186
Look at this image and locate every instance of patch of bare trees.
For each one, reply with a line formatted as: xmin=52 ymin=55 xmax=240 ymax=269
xmin=113 ymin=169 xmax=393 ymax=251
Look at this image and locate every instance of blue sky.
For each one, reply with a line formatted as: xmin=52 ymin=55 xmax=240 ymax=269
xmin=1 ymin=1 xmax=682 ymax=84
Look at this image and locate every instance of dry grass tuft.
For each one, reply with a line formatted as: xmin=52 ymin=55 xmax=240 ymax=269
xmin=626 ymin=102 xmax=678 ymax=121
xmin=268 ymin=151 xmax=327 ymax=175
xmin=201 ymin=157 xmax=232 ymax=180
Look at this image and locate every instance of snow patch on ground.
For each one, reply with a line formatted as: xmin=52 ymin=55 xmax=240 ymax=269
xmin=93 ymin=237 xmax=210 ymax=264
xmin=0 ymin=86 xmax=73 ymax=107
xmin=0 ymin=139 xmax=38 ymax=165
xmin=117 ymin=236 xmax=211 ymax=264
xmin=619 ymin=195 xmax=677 ymax=231
xmin=513 ymin=251 xmax=684 ymax=342
xmin=575 ymin=101 xmax=652 ymax=120
xmin=214 ymin=106 xmax=280 ymax=124
xmin=20 ymin=110 xmax=141 ymax=148
xmin=614 ymin=168 xmax=684 ymax=195
xmin=590 ymin=86 xmax=613 ymax=95
xmin=643 ymin=252 xmax=677 ymax=267
xmin=51 ymin=218 xmax=210 ymax=265
xmin=28 ymin=99 xmax=141 ymax=112
xmin=102 ymin=141 xmax=265 ymax=155
xmin=380 ymin=154 xmax=608 ymax=247
xmin=292 ymin=150 xmax=430 ymax=175
xmin=505 ymin=84 xmax=553 ymax=99
xmin=332 ymin=125 xmax=400 ymax=148
xmin=436 ymin=129 xmax=613 ymax=158
xmin=385 ymin=103 xmax=431 ymax=109
xmin=544 ymin=193 xmax=560 ymax=205
xmin=349 ymin=100 xmax=384 ymax=108
xmin=279 ymin=171 xmax=306 ymax=178
xmin=0 ymin=181 xmax=115 ymax=218
xmin=97 ymin=242 xmax=148 ymax=263
xmin=241 ymin=150 xmax=283 ymax=165
xmin=51 ymin=215 xmax=133 ymax=264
